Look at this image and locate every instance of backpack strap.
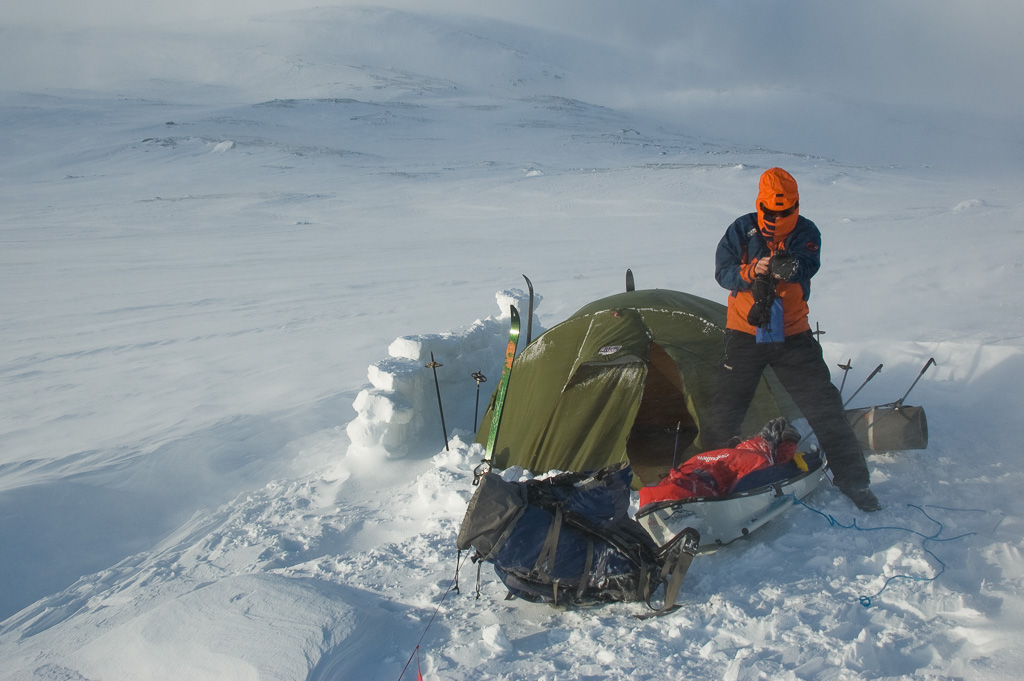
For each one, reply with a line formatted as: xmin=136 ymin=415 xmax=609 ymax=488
xmin=534 ymin=505 xmax=564 ymax=579
xmin=576 ymin=538 xmax=595 ymax=601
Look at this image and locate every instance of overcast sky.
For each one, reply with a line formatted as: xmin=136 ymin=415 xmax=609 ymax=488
xmin=4 ymin=0 xmax=1021 ymax=121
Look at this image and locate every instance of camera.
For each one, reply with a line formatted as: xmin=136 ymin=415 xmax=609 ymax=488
xmin=769 ymin=253 xmax=798 ymax=281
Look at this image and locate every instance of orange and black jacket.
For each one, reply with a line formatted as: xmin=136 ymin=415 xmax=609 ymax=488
xmin=714 ymin=212 xmax=821 ymax=337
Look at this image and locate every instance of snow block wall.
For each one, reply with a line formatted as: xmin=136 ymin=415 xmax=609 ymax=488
xmin=346 ymin=288 xmax=542 ymax=459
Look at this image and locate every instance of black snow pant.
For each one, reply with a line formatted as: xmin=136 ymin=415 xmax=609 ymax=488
xmin=707 ymin=330 xmax=870 ymax=491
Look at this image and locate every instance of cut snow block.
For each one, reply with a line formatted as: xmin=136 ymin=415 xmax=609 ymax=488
xmin=346 ymin=389 xmax=414 ymax=457
xmin=351 ymin=390 xmax=413 ymax=425
xmin=388 ymin=337 xmax=425 ymax=361
xmin=368 ymin=358 xmax=422 ymax=391
xmin=347 ymin=289 xmax=546 ymax=459
xmin=495 ymin=288 xmax=536 ymax=320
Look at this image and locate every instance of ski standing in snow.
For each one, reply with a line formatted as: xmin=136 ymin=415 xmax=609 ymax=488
xmin=475 ymin=305 xmax=520 ymax=483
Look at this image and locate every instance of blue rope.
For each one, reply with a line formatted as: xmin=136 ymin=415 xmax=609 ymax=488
xmin=789 ymin=497 xmax=978 ymax=608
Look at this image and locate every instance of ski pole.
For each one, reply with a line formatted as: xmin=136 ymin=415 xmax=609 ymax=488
xmin=472 ymin=371 xmax=487 ymax=431
xmin=844 ymin=363 xmax=882 ymax=408
xmin=426 ymin=352 xmax=449 ymax=451
xmin=837 ymin=359 xmax=853 ymax=397
xmin=896 ymin=358 xmax=936 ymax=406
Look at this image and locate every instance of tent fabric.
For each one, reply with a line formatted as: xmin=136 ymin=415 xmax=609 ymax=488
xmin=478 ymin=289 xmax=800 ymax=487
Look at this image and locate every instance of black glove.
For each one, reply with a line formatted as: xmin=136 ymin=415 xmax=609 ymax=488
xmin=757 ymin=417 xmax=801 ymax=448
xmin=746 ymin=274 xmax=776 ymax=327
xmin=769 ymin=252 xmax=799 ymax=281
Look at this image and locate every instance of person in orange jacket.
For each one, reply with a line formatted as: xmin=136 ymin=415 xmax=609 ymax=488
xmin=707 ymin=167 xmax=880 ymax=512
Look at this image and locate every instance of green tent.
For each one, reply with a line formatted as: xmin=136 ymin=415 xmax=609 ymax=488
xmin=477 ymin=289 xmax=799 ymax=486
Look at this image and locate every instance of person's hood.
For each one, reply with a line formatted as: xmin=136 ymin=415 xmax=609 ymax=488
xmin=756 ymin=167 xmax=800 ymax=244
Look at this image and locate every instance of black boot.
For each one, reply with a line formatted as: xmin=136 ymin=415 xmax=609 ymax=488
xmin=842 ymin=486 xmax=881 ymax=512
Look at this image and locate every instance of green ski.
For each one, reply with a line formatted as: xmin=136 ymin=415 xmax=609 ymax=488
xmin=480 ymin=306 xmax=520 ymax=474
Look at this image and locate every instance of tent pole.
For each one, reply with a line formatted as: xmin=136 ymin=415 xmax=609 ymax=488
xmin=671 ymin=421 xmax=682 ymax=469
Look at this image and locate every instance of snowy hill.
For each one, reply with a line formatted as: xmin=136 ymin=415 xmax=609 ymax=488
xmin=1 ymin=5 xmax=1023 ymax=680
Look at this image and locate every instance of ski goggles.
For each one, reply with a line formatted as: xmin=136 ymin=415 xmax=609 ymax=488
xmin=759 ymin=201 xmax=799 ymax=221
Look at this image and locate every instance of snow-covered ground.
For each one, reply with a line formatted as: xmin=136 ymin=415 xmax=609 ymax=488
xmin=2 ymin=4 xmax=1023 ymax=680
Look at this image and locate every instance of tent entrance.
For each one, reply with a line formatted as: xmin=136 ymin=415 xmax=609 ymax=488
xmin=626 ymin=344 xmax=698 ymax=485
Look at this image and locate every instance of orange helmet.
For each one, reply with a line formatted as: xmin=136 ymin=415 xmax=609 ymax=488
xmin=756 ymin=168 xmax=799 ymax=243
